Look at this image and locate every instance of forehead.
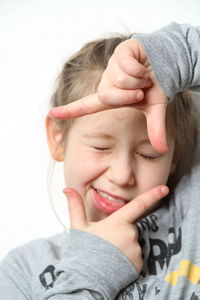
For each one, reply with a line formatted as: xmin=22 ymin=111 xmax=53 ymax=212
xmin=74 ymin=106 xmax=147 ymax=134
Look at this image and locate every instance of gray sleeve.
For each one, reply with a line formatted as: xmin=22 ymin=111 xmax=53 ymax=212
xmin=0 ymin=229 xmax=138 ymax=300
xmin=133 ymin=22 xmax=200 ymax=99
xmin=43 ymin=229 xmax=137 ymax=300
xmin=0 ymin=250 xmax=31 ymax=300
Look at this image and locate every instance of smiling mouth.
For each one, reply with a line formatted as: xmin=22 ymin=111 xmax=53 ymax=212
xmin=95 ymin=189 xmax=127 ymax=204
xmin=91 ymin=187 xmax=129 ymax=214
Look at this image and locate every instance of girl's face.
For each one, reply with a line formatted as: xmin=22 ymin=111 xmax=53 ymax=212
xmin=63 ymin=106 xmax=176 ymax=222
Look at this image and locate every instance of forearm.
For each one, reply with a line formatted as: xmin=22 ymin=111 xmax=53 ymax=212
xmin=133 ymin=22 xmax=200 ymax=99
xmin=43 ymin=229 xmax=138 ymax=300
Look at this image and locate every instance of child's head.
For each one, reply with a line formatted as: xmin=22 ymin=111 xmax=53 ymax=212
xmin=46 ymin=34 xmax=197 ymax=222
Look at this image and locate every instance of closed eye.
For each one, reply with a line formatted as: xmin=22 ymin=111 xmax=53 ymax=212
xmin=137 ymin=153 xmax=161 ymax=161
xmin=93 ymin=147 xmax=110 ymax=151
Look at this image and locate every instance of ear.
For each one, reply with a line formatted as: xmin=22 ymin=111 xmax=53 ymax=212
xmin=45 ymin=116 xmax=65 ymax=161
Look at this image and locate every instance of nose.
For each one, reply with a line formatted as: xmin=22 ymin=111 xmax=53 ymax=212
xmin=106 ymin=154 xmax=135 ymax=187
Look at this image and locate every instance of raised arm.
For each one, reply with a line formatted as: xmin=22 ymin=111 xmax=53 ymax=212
xmin=49 ymin=22 xmax=200 ymax=153
xmin=134 ymin=22 xmax=200 ymax=99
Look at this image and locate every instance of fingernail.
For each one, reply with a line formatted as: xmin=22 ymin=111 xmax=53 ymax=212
xmin=160 ymin=186 xmax=169 ymax=195
xmin=63 ymin=188 xmax=71 ymax=197
xmin=136 ymin=91 xmax=143 ymax=100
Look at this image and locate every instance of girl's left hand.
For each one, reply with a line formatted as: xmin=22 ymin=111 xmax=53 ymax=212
xmin=49 ymin=39 xmax=168 ymax=153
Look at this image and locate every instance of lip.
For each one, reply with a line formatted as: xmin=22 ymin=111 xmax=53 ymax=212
xmin=96 ymin=188 xmax=130 ymax=202
xmin=91 ymin=187 xmax=128 ymax=214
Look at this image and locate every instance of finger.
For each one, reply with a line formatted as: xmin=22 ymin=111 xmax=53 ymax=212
xmin=111 ymin=185 xmax=169 ymax=224
xmin=48 ymin=93 xmax=109 ymax=119
xmin=98 ymin=86 xmax=144 ymax=105
xmin=106 ymin=56 xmax=151 ymax=89
xmin=117 ymin=53 xmax=149 ymax=79
xmin=48 ymin=89 xmax=144 ymax=120
xmin=99 ymin=71 xmax=145 ymax=105
xmin=145 ymin=104 xmax=168 ymax=153
xmin=113 ymin=75 xmax=152 ymax=90
xmin=117 ymin=55 xmax=149 ymax=78
xmin=107 ymin=61 xmax=152 ymax=90
xmin=63 ymin=187 xmax=88 ymax=229
xmin=114 ymin=40 xmax=148 ymax=78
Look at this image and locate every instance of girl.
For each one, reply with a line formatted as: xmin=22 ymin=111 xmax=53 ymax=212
xmin=0 ymin=23 xmax=200 ymax=299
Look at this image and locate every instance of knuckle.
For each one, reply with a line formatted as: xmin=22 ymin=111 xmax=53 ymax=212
xmin=81 ymin=98 xmax=90 ymax=113
xmin=98 ymin=89 xmax=110 ymax=103
xmin=119 ymin=58 xmax=130 ymax=71
xmin=131 ymin=63 xmax=142 ymax=77
xmin=140 ymin=200 xmax=148 ymax=214
xmin=115 ymin=74 xmax=126 ymax=87
xmin=135 ymin=198 xmax=148 ymax=216
xmin=68 ymin=205 xmax=76 ymax=213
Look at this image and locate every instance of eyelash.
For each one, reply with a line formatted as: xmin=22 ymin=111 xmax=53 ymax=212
xmin=93 ymin=147 xmax=110 ymax=151
xmin=94 ymin=148 xmax=159 ymax=159
xmin=92 ymin=145 xmax=161 ymax=162
xmin=138 ymin=154 xmax=160 ymax=161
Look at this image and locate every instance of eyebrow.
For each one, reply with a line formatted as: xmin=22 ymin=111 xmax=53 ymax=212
xmin=83 ymin=133 xmax=117 ymax=140
xmin=137 ymin=138 xmax=151 ymax=145
xmin=83 ymin=134 xmax=151 ymax=145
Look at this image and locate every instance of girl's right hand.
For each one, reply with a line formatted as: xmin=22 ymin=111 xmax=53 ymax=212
xmin=63 ymin=185 xmax=169 ymax=273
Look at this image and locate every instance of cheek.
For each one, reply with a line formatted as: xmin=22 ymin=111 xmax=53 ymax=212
xmin=137 ymin=158 xmax=173 ymax=191
xmin=64 ymin=149 xmax=107 ymax=194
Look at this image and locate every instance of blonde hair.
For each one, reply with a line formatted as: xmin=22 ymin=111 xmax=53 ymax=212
xmin=166 ymin=92 xmax=197 ymax=188
xmin=50 ymin=34 xmax=197 ymax=190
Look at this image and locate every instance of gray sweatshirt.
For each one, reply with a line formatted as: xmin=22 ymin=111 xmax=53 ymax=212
xmin=0 ymin=22 xmax=200 ymax=300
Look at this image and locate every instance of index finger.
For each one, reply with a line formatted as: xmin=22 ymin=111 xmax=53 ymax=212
xmin=48 ymin=91 xmax=143 ymax=119
xmin=48 ymin=93 xmax=109 ymax=119
xmin=110 ymin=185 xmax=169 ymax=224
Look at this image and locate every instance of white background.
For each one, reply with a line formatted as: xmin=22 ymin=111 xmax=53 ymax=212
xmin=0 ymin=0 xmax=200 ymax=260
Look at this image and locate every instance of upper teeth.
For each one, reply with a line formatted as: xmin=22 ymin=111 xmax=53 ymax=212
xmin=96 ymin=189 xmax=125 ymax=203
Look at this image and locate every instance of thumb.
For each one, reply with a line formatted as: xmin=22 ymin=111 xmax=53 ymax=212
xmin=145 ymin=103 xmax=168 ymax=154
xmin=63 ymin=188 xmax=88 ymax=229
